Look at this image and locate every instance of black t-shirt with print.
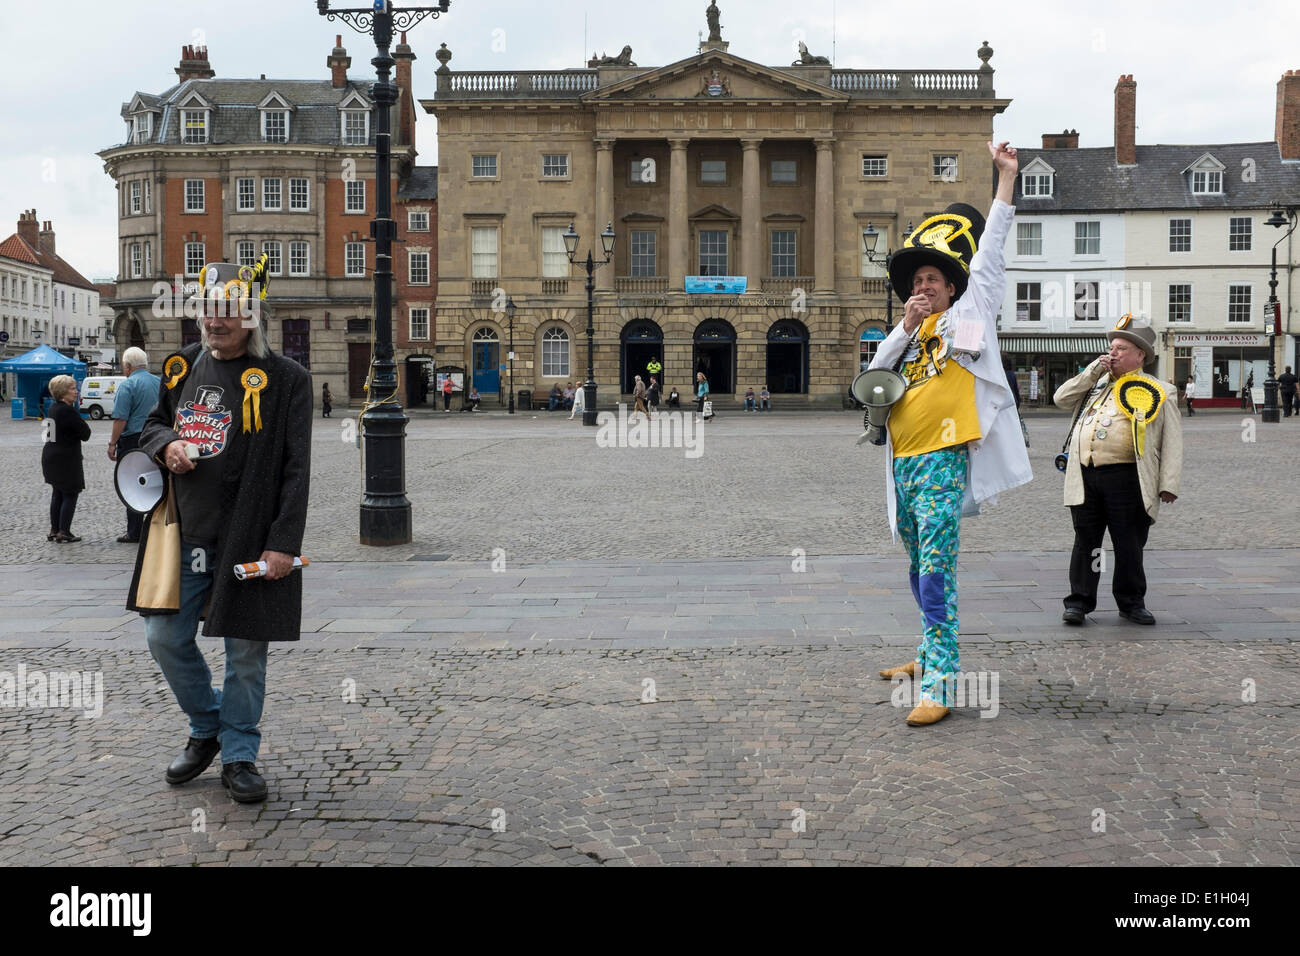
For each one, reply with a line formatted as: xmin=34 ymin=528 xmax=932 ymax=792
xmin=172 ymin=351 xmax=256 ymax=547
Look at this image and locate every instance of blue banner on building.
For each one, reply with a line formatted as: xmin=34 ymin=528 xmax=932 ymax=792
xmin=685 ymin=276 xmax=748 ymax=294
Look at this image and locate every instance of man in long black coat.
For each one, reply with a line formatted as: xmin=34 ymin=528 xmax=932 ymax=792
xmin=127 ymin=263 xmax=311 ymax=803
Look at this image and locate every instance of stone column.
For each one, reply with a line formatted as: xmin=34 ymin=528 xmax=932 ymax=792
xmin=814 ymin=138 xmax=835 ymax=294
xmin=595 ymin=138 xmax=615 ymax=292
xmin=741 ymin=138 xmax=762 ymax=289
xmin=668 ymin=138 xmax=690 ymax=290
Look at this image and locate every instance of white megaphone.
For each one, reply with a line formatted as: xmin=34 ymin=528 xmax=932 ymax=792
xmin=850 ymin=368 xmax=906 ymax=446
xmin=114 ymin=449 xmax=166 ymax=514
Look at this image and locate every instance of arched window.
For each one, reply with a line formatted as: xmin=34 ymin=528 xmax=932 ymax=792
xmin=542 ymin=327 xmax=570 ymax=377
xmin=472 ymin=327 xmax=499 ymax=342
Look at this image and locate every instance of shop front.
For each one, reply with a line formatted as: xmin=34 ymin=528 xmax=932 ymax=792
xmin=1171 ymin=332 xmax=1285 ymax=407
xmin=996 ymin=334 xmax=1109 ymax=407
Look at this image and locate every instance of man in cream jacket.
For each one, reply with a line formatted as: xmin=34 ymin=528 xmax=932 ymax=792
xmin=869 ymin=141 xmax=1032 ymax=727
xmin=1054 ymin=317 xmax=1182 ymax=626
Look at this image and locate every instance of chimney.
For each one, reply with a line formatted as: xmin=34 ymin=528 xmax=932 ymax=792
xmin=1041 ymin=128 xmax=1079 ymax=149
xmin=1115 ymin=74 xmax=1137 ymax=166
xmin=328 ymin=35 xmax=351 ymax=89
xmin=394 ymin=31 xmax=417 ymax=146
xmin=1276 ymin=70 xmax=1300 ymax=161
xmin=176 ymin=44 xmax=215 ymax=82
xmin=16 ymin=209 xmax=38 ymax=248
xmin=38 ymin=220 xmax=55 ymax=258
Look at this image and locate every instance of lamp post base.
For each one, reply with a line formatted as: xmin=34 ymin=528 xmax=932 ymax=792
xmin=582 ymin=381 xmax=598 ymax=426
xmin=359 ymin=400 xmax=413 ymax=546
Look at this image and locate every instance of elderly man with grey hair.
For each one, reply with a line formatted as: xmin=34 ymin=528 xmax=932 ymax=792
xmin=108 ymin=346 xmax=162 ymax=542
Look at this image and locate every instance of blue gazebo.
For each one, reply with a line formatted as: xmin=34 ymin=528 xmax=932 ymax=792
xmin=0 ymin=344 xmax=87 ymax=418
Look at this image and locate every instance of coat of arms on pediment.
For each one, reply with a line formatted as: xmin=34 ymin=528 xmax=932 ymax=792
xmin=699 ymin=70 xmax=731 ymax=98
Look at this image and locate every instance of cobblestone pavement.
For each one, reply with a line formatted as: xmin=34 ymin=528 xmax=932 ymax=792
xmin=0 ymin=550 xmax=1296 ymax=866
xmin=3 ymin=407 xmax=1297 ymax=564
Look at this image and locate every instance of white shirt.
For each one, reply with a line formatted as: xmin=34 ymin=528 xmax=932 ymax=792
xmin=1185 ymin=379 xmax=1196 ymax=398
xmin=868 ymin=198 xmax=1033 ymax=538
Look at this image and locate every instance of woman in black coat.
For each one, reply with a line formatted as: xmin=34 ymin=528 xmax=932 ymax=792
xmin=41 ymin=374 xmax=90 ymax=543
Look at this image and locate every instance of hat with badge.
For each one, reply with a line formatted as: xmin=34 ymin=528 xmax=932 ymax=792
xmin=197 ymin=255 xmax=271 ymax=317
xmin=1107 ymin=313 xmax=1158 ymax=370
xmin=887 ymin=203 xmax=987 ymax=304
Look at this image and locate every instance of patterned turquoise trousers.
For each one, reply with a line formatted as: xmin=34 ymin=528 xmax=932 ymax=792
xmin=892 ymin=445 xmax=968 ymax=706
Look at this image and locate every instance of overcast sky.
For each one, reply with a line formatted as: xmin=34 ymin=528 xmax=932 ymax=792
xmin=1 ymin=0 xmax=1296 ymax=280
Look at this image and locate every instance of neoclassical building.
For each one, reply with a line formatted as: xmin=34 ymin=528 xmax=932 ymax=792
xmin=423 ymin=15 xmax=1008 ymax=405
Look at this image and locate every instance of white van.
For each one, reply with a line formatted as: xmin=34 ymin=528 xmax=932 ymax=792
xmin=80 ymin=376 xmax=127 ymax=420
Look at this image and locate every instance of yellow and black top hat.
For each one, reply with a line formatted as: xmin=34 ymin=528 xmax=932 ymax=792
xmin=888 ymin=202 xmax=986 ymax=304
xmin=197 ymin=255 xmax=271 ymax=314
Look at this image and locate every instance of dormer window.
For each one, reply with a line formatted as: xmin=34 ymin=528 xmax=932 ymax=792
xmin=182 ymin=110 xmax=208 ymax=144
xmin=1019 ymin=158 xmax=1056 ymax=198
xmin=1191 ymin=170 xmax=1222 ymax=195
xmin=263 ymin=110 xmax=288 ymax=143
xmin=1183 ymin=153 xmax=1226 ymax=195
xmin=131 ymin=113 xmax=153 ymax=144
xmin=338 ymin=90 xmax=371 ymax=146
xmin=259 ymin=93 xmax=293 ymax=144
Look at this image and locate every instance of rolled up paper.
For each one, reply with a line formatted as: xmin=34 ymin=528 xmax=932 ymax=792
xmin=234 ymin=556 xmax=309 ymax=581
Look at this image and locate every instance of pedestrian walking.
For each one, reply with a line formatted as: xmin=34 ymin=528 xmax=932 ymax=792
xmin=1184 ymin=374 xmax=1196 ymax=415
xmin=569 ymin=382 xmax=585 ymax=420
xmin=1278 ymin=366 xmax=1298 ymax=417
xmin=107 ymin=347 xmax=162 ymax=543
xmin=696 ymin=371 xmax=711 ymax=420
xmin=870 ymin=141 xmax=1032 ymax=727
xmin=632 ymin=375 xmax=648 ymax=418
xmin=646 ymin=375 xmax=661 ymax=415
xmin=321 ymin=382 xmax=332 ymax=418
xmin=1054 ymin=315 xmax=1182 ymax=627
xmin=128 ymin=257 xmax=311 ymax=804
xmin=42 ymin=374 xmax=90 ymax=543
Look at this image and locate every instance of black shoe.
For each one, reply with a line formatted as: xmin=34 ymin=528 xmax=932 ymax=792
xmin=1119 ymin=607 xmax=1156 ymax=625
xmin=1062 ymin=607 xmax=1086 ymax=626
xmin=165 ymin=736 xmax=220 ymax=785
xmin=117 ymin=534 xmax=139 ymax=543
xmin=53 ymin=532 xmax=82 ymax=543
xmin=221 ymin=762 xmax=268 ymax=803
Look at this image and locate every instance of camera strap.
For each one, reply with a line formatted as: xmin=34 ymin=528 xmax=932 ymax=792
xmin=1061 ymin=379 xmax=1107 ymax=454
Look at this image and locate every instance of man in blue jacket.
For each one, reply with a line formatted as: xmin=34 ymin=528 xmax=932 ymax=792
xmin=107 ymin=347 xmax=162 ymax=542
xmin=870 ymin=141 xmax=1032 ymax=727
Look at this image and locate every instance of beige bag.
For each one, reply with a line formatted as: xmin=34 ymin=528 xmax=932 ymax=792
xmin=134 ymin=487 xmax=182 ymax=611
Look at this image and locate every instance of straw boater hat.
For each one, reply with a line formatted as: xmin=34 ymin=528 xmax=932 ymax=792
xmin=1107 ymin=313 xmax=1158 ymax=370
xmin=887 ymin=203 xmax=987 ymax=304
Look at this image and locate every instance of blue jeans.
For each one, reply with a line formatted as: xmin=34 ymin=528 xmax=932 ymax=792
xmin=745 ymin=398 xmax=755 ymax=410
xmin=145 ymin=544 xmax=268 ymax=765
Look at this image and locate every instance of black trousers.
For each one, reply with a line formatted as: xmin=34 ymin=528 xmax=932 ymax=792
xmin=1066 ymin=463 xmax=1152 ymax=614
xmin=49 ymin=489 xmax=79 ymax=535
xmin=1283 ymin=390 xmax=1297 ymax=416
xmin=117 ymin=432 xmax=144 ymax=539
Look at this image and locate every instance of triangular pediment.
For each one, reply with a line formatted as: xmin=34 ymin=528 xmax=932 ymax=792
xmin=584 ymin=50 xmax=847 ymax=104
xmin=689 ymin=203 xmax=739 ymax=221
xmin=1022 ymin=157 xmax=1055 ymax=175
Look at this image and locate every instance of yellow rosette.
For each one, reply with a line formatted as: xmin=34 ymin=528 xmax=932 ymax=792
xmin=1115 ymin=373 xmax=1166 ymax=458
xmin=163 ymin=355 xmax=189 ymax=390
xmin=240 ymin=367 xmax=269 ymax=433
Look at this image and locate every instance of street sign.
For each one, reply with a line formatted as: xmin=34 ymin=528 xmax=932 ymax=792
xmin=68 ymin=337 xmax=81 ymax=346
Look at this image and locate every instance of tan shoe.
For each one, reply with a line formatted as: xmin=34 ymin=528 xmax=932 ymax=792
xmin=878 ymin=660 xmax=918 ymax=680
xmin=905 ymin=701 xmax=951 ymax=726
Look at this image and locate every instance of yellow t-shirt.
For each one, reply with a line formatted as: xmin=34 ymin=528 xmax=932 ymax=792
xmin=887 ymin=311 xmax=982 ymax=459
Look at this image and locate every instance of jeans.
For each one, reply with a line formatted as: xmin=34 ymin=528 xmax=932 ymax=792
xmin=759 ymin=398 xmax=770 ymax=411
xmin=744 ymin=398 xmax=755 ymax=410
xmin=145 ymin=545 xmax=269 ymax=765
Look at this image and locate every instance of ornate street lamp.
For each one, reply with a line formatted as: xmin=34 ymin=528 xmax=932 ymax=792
xmin=564 ymin=220 xmax=616 ymax=425
xmin=1263 ymin=204 xmax=1297 ymax=424
xmin=505 ymin=296 xmax=516 ymax=414
xmin=315 ymin=0 xmax=455 ymax=546
xmin=863 ymin=221 xmax=911 ymax=333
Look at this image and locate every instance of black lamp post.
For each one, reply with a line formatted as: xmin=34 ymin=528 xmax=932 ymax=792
xmin=563 ymin=220 xmax=615 ymax=426
xmin=316 ymin=0 xmax=454 ymax=546
xmin=863 ymin=221 xmax=910 ymax=333
xmin=505 ymin=296 xmax=516 ymax=414
xmin=1263 ymin=204 xmax=1297 ymax=424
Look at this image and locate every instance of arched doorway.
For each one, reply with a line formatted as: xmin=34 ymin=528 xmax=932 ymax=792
xmin=621 ymin=319 xmax=663 ymax=393
xmin=471 ymin=326 xmax=500 ymax=394
xmin=766 ymin=319 xmax=809 ymax=394
xmin=693 ymin=319 xmax=736 ymax=394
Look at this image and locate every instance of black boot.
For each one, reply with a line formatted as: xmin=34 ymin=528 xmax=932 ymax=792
xmin=165 ymin=736 xmax=220 ymax=784
xmin=221 ymin=762 xmax=268 ymax=803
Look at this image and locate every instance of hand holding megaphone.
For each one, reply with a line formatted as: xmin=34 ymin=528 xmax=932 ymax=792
xmin=850 ymin=369 xmax=906 ymax=447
